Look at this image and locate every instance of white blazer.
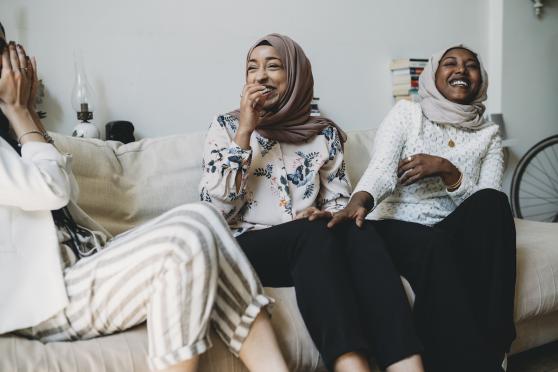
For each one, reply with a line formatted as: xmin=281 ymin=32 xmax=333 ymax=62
xmin=0 ymin=137 xmax=109 ymax=334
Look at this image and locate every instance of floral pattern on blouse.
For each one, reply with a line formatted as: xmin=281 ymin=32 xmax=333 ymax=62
xmin=200 ymin=114 xmax=352 ymax=236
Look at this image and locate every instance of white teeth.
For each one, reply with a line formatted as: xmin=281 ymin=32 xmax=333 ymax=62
xmin=450 ymin=80 xmax=469 ymax=87
xmin=262 ymin=87 xmax=273 ymax=94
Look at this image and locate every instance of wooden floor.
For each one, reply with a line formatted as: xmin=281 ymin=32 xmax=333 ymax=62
xmin=508 ymin=341 xmax=558 ymax=372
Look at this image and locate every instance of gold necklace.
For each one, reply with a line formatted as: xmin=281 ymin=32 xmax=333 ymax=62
xmin=443 ymin=125 xmax=456 ymax=148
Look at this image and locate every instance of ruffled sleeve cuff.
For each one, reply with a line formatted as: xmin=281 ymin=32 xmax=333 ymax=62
xmin=227 ymin=141 xmax=252 ymax=172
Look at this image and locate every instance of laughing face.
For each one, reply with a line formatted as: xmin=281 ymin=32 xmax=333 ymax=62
xmin=246 ymin=45 xmax=288 ymax=111
xmin=435 ymin=47 xmax=482 ymax=105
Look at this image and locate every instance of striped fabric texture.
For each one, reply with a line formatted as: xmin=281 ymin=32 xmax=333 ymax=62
xmin=16 ymin=202 xmax=271 ymax=370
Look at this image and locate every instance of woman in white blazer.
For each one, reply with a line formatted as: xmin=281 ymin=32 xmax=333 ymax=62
xmin=0 ymin=32 xmax=288 ymax=372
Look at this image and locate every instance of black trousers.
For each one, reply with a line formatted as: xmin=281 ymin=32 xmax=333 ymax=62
xmin=371 ymin=189 xmax=517 ymax=372
xmin=237 ymin=218 xmax=422 ymax=370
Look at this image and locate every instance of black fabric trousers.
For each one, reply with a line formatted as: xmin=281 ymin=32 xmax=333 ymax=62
xmin=372 ymin=189 xmax=517 ymax=372
xmin=236 ymin=218 xmax=422 ymax=370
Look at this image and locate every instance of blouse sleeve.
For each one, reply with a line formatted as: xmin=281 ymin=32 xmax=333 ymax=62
xmin=446 ymin=130 xmax=504 ymax=205
xmin=317 ymin=127 xmax=352 ymax=212
xmin=0 ymin=140 xmax=72 ymax=211
xmin=199 ymin=116 xmax=252 ymax=221
xmin=353 ymin=101 xmax=409 ymax=207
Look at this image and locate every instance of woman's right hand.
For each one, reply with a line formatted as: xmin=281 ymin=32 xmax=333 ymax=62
xmin=0 ymin=42 xmax=46 ymax=144
xmin=236 ymin=83 xmax=268 ymax=149
xmin=327 ymin=191 xmax=374 ymax=228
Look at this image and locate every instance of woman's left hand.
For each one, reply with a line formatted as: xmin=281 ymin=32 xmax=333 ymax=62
xmin=295 ymin=207 xmax=332 ymax=221
xmin=398 ymin=153 xmax=460 ymax=186
xmin=0 ymin=42 xmax=32 ymax=117
xmin=27 ymin=56 xmax=39 ymax=110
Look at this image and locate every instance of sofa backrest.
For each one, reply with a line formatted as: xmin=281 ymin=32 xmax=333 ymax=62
xmin=52 ymin=129 xmax=376 ymax=235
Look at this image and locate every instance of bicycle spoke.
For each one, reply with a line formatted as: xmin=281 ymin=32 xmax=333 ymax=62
xmin=526 ymin=164 xmax=558 ymax=193
xmin=521 ymin=201 xmax=558 ymax=209
xmin=533 ymin=155 xmax=558 ymax=193
xmin=519 ymin=189 xmax=558 ymax=204
xmin=521 ymin=175 xmax=557 ymax=196
xmin=542 ymin=147 xmax=558 ymax=180
xmin=513 ymin=136 xmax=558 ymax=221
xmin=551 ymin=145 xmax=558 ymax=171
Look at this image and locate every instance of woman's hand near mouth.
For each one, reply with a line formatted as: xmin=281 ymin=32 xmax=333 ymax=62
xmin=236 ymin=83 xmax=268 ymax=149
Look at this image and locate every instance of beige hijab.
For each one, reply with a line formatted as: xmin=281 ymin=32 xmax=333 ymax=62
xmin=230 ymin=34 xmax=347 ymax=144
xmin=418 ymin=45 xmax=491 ymax=130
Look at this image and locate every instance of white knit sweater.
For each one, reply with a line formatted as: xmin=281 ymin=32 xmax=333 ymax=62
xmin=354 ymin=100 xmax=503 ymax=226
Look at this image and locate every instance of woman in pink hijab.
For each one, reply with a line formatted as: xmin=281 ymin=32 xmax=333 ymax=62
xmin=200 ymin=34 xmax=424 ymax=372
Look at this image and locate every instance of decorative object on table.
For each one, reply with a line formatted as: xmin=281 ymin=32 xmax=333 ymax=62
xmin=310 ymin=97 xmax=320 ymax=117
xmin=71 ymin=51 xmax=100 ymax=139
xmin=105 ymin=121 xmax=135 ymax=144
xmin=389 ymin=58 xmax=428 ymax=103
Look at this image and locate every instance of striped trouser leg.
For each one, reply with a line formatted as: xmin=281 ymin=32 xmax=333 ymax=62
xmin=107 ymin=202 xmax=273 ymax=356
xmin=16 ymin=202 xmax=271 ymax=370
xmin=185 ymin=203 xmax=273 ymax=356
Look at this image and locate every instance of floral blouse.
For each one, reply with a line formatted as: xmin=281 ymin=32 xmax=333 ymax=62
xmin=200 ymin=114 xmax=351 ymax=236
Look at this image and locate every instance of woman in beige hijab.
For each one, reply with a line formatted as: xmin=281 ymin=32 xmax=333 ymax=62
xmin=329 ymin=45 xmax=516 ymax=372
xmin=201 ymin=34 xmax=425 ymax=372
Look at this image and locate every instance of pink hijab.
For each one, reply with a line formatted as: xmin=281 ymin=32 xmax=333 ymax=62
xmin=230 ymin=34 xmax=347 ymax=144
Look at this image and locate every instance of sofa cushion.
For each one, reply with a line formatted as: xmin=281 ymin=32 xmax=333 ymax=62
xmin=514 ymin=218 xmax=558 ymax=321
xmin=52 ymin=133 xmax=207 ymax=235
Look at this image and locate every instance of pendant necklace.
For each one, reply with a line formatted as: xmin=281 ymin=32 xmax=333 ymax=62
xmin=444 ymin=125 xmax=456 ymax=148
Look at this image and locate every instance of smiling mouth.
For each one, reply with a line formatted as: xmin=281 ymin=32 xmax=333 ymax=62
xmin=449 ymin=79 xmax=470 ymax=88
xmin=262 ymin=86 xmax=275 ymax=95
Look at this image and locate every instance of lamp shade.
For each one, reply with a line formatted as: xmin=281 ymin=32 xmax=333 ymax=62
xmin=71 ymin=51 xmax=96 ymax=115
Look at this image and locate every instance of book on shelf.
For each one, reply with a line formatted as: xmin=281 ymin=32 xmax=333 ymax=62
xmin=393 ymin=85 xmax=418 ymax=96
xmin=394 ymin=93 xmax=419 ymax=103
xmin=391 ymin=67 xmax=425 ymax=76
xmin=389 ymin=58 xmax=428 ymax=70
xmin=390 ymin=57 xmax=427 ymax=103
xmin=392 ymin=74 xmax=420 ymax=85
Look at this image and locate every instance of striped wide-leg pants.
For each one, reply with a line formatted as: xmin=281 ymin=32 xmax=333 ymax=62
xmin=16 ymin=202 xmax=271 ymax=370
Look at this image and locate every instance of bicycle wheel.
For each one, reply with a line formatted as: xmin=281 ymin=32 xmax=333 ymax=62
xmin=510 ymin=134 xmax=558 ymax=222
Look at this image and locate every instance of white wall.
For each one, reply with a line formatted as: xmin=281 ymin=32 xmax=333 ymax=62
xmin=0 ymin=0 xmax=490 ymax=139
xmin=501 ymin=0 xmax=558 ymax=193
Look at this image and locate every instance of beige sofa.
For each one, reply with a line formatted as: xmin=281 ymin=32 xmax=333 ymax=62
xmin=1 ymin=130 xmax=557 ymax=372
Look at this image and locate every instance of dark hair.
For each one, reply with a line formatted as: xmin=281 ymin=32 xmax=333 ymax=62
xmin=0 ymin=22 xmax=5 ymax=36
xmin=0 ymin=112 xmax=17 ymax=150
xmin=256 ymin=40 xmax=272 ymax=47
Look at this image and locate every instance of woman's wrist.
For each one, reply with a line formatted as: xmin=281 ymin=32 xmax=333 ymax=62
xmin=5 ymin=108 xmax=46 ymax=144
xmin=350 ymin=191 xmax=375 ymax=212
xmin=440 ymin=158 xmax=461 ymax=186
xmin=2 ymin=106 xmax=31 ymax=123
xmin=234 ymin=127 xmax=253 ymax=150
